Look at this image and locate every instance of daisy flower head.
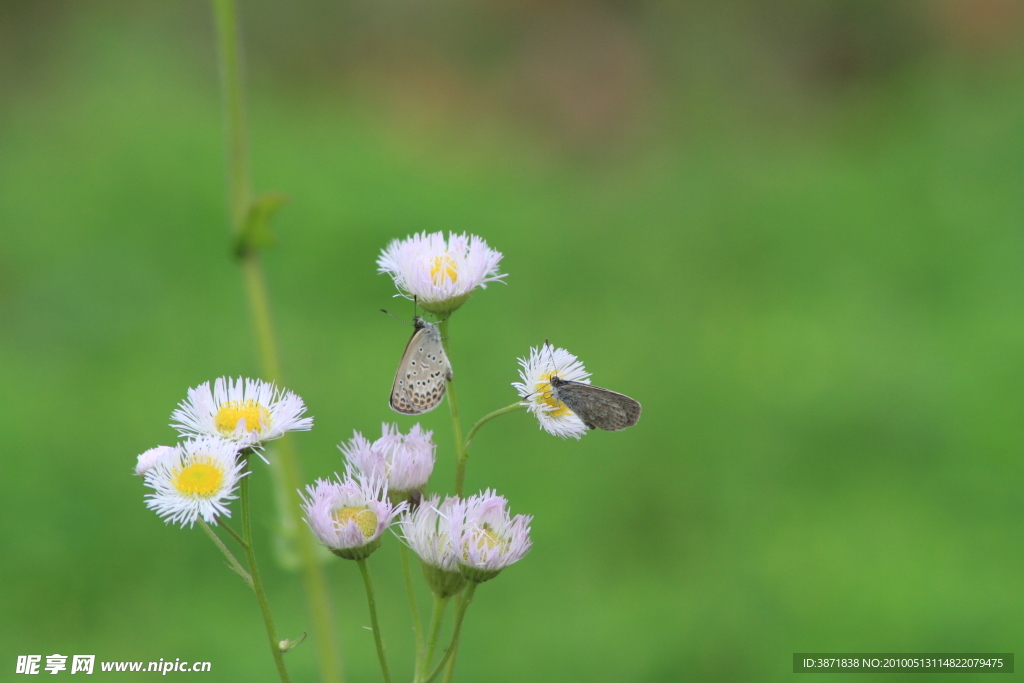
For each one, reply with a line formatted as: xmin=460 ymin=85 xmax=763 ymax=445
xmin=377 ymin=231 xmax=505 ymax=315
xmin=301 ymin=474 xmax=406 ymax=560
xmin=134 ymin=445 xmax=175 ymax=476
xmin=397 ymin=495 xmax=466 ymax=598
xmin=449 ymin=489 xmax=532 ymax=583
xmin=341 ymin=423 xmax=436 ymax=501
xmin=143 ymin=437 xmax=246 ymax=527
xmin=171 ymin=377 xmax=313 ymax=455
xmin=512 ymin=341 xmax=590 ymax=439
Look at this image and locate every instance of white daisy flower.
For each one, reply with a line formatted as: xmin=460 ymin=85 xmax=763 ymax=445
xmin=377 ymin=231 xmax=505 ymax=315
xmin=143 ymin=437 xmax=246 ymax=527
xmin=448 ymin=489 xmax=532 ymax=583
xmin=512 ymin=342 xmax=590 ymax=439
xmin=301 ymin=474 xmax=406 ymax=560
xmin=134 ymin=445 xmax=175 ymax=476
xmin=171 ymin=377 xmax=313 ymax=455
xmin=341 ymin=423 xmax=436 ymax=498
xmin=397 ymin=495 xmax=466 ymax=598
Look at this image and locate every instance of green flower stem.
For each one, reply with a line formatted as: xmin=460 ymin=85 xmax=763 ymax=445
xmin=199 ymin=520 xmax=252 ymax=587
xmin=239 ymin=455 xmax=291 ymax=683
xmin=464 ymin=402 xmax=525 ymax=452
xmin=356 ymin=559 xmax=392 ymax=683
xmin=440 ymin=640 xmax=459 ymax=683
xmin=241 ymin=257 xmax=281 ymax=382
xmin=218 ymin=520 xmax=246 ymax=548
xmin=400 ymin=545 xmax=425 ymax=681
xmin=423 ymin=584 xmax=477 ymax=683
xmin=212 ymin=0 xmax=250 ymax=229
xmin=212 ymin=2 xmax=344 ymax=682
xmin=420 ymin=594 xmax=451 ymax=680
xmin=437 ymin=318 xmax=467 ymax=496
xmin=265 ymin=433 xmax=345 ymax=683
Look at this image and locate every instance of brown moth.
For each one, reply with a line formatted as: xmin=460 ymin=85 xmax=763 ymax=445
xmin=548 ymin=375 xmax=641 ymax=431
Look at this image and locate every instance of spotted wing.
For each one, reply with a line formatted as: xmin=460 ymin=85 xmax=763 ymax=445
xmin=389 ymin=324 xmax=452 ymax=415
xmin=555 ymin=382 xmax=641 ymax=431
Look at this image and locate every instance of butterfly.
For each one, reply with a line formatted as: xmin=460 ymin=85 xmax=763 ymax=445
xmin=548 ymin=375 xmax=641 ymax=431
xmin=389 ymin=316 xmax=452 ymax=415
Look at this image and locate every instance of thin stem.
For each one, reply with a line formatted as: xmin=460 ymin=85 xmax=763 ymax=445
xmin=218 ymin=520 xmax=246 ymax=549
xmin=464 ymin=402 xmax=525 ymax=451
xmin=241 ymin=256 xmax=281 ymax=381
xmin=421 ymin=594 xmax=451 ymax=680
xmin=199 ymin=520 xmax=252 ymax=588
xmin=437 ymin=318 xmax=466 ymax=496
xmin=211 ymin=3 xmax=343 ymax=681
xmin=270 ymin=435 xmax=344 ymax=683
xmin=440 ymin=640 xmax=459 ymax=683
xmin=356 ymin=559 xmax=392 ymax=683
xmin=239 ymin=456 xmax=291 ymax=683
xmin=423 ymin=584 xmax=477 ymax=683
xmin=212 ymin=0 xmax=250 ymax=229
xmin=400 ymin=545 xmax=425 ymax=682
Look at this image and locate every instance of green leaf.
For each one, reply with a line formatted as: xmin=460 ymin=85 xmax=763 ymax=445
xmin=234 ymin=192 xmax=289 ymax=258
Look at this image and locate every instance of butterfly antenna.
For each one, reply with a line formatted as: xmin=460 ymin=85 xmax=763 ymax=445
xmin=381 ymin=309 xmax=413 ymax=327
xmin=544 ymin=338 xmax=561 ymax=378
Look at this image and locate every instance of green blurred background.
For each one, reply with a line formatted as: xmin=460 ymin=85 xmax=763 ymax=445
xmin=2 ymin=1 xmax=1023 ymax=680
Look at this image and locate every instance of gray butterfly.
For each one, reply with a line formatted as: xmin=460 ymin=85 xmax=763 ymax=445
xmin=549 ymin=375 xmax=641 ymax=431
xmin=390 ymin=317 xmax=452 ymax=415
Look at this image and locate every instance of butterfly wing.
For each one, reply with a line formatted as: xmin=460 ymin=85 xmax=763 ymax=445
xmin=390 ymin=321 xmax=452 ymax=415
xmin=554 ymin=381 xmax=641 ymax=431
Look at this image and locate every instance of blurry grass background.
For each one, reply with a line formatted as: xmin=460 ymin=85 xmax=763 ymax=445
xmin=2 ymin=1 xmax=1023 ymax=680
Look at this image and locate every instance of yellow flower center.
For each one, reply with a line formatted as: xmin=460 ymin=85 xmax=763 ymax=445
xmin=172 ymin=457 xmax=224 ymax=498
xmin=535 ymin=371 xmax=572 ymax=417
xmin=333 ymin=506 xmax=378 ymax=539
xmin=429 ymin=254 xmax=458 ymax=285
xmin=215 ymin=399 xmax=271 ymax=436
xmin=464 ymin=523 xmax=507 ymax=561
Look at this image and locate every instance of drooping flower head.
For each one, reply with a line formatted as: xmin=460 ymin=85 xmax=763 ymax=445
xmin=449 ymin=489 xmax=532 ymax=583
xmin=397 ymin=494 xmax=466 ymax=598
xmin=512 ymin=342 xmax=590 ymax=439
xmin=143 ymin=437 xmax=246 ymax=527
xmin=171 ymin=377 xmax=313 ymax=456
xmin=134 ymin=445 xmax=176 ymax=476
xmin=341 ymin=423 xmax=436 ymax=501
xmin=377 ymin=231 xmax=505 ymax=315
xmin=301 ymin=474 xmax=406 ymax=560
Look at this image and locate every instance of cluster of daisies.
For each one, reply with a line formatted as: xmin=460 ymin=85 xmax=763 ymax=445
xmin=135 ymin=377 xmax=313 ymax=527
xmin=135 ymin=377 xmax=532 ymax=583
xmin=304 ymin=424 xmax=532 ymax=584
xmin=378 ymin=231 xmax=600 ymax=441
